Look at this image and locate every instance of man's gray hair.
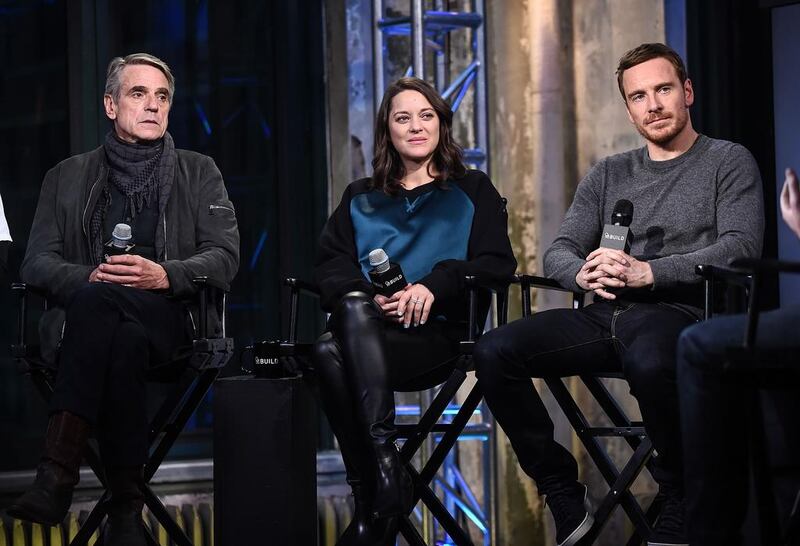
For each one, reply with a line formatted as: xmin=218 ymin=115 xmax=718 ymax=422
xmin=104 ymin=53 xmax=175 ymax=102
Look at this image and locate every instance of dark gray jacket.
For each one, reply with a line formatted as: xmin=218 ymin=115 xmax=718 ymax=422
xmin=22 ymin=145 xmax=240 ymax=360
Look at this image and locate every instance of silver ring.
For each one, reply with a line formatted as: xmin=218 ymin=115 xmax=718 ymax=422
xmin=412 ymin=298 xmax=422 ymax=304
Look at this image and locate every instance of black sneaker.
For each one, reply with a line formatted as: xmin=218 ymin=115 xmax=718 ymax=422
xmin=545 ymin=482 xmax=594 ymax=546
xmin=648 ymin=485 xmax=688 ymax=546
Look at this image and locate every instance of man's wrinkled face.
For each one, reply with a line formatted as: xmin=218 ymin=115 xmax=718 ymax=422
xmin=622 ymin=57 xmax=693 ymax=146
xmin=104 ymin=64 xmax=171 ymax=143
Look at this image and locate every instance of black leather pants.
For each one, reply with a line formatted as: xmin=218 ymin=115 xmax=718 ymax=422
xmin=312 ymin=291 xmax=461 ymax=485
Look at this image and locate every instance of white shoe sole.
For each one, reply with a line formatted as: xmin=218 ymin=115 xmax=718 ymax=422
xmin=557 ymin=484 xmax=594 ymax=546
xmin=557 ymin=511 xmax=593 ymax=546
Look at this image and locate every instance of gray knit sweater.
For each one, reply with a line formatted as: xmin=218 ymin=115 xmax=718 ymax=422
xmin=543 ymin=135 xmax=764 ymax=310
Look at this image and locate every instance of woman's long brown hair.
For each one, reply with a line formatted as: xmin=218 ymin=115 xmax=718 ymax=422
xmin=371 ymin=77 xmax=466 ymax=195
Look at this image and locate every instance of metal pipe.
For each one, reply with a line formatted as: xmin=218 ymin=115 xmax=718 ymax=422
xmin=199 ymin=285 xmax=208 ymax=339
xmin=475 ymin=0 xmax=488 ymax=172
xmin=411 ymin=0 xmax=425 ymax=78
xmin=289 ymin=289 xmax=299 ymax=343
xmin=373 ymin=0 xmax=384 ymax=111
xmin=441 ymin=60 xmax=480 ymax=100
xmin=451 ymin=69 xmax=478 ymax=112
xmin=744 ymin=273 xmax=760 ymax=349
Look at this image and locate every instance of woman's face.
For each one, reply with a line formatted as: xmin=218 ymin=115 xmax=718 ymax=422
xmin=388 ymin=90 xmax=440 ymax=167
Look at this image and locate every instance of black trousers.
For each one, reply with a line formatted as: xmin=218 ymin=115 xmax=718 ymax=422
xmin=50 ymin=283 xmax=191 ymax=466
xmin=677 ymin=305 xmax=800 ymax=546
xmin=473 ymin=300 xmax=696 ymax=494
xmin=0 ymin=240 xmax=9 ymax=277
xmin=311 ymin=293 xmax=464 ymax=484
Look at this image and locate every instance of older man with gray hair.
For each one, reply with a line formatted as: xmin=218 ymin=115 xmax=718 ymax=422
xmin=8 ymin=53 xmax=239 ymax=545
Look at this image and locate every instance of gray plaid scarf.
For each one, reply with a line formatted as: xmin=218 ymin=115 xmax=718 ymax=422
xmin=89 ymin=131 xmax=177 ymax=264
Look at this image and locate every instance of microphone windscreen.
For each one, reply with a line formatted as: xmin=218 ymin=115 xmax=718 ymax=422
xmin=111 ymin=223 xmax=132 ymax=247
xmin=368 ymin=248 xmax=390 ymax=273
xmin=611 ymin=199 xmax=634 ymax=227
xmin=112 ymin=223 xmax=132 ymax=240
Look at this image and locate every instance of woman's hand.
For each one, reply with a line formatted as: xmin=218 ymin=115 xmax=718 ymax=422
xmin=781 ymin=168 xmax=800 ymax=239
xmin=374 ymin=290 xmax=404 ymax=322
xmin=396 ymin=283 xmax=435 ymax=328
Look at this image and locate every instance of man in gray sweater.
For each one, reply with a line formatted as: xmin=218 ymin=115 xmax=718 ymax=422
xmin=474 ymin=43 xmax=763 ymax=546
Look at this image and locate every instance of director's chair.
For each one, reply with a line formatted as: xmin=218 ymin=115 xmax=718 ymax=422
xmin=516 ymin=266 xmax=762 ymax=545
xmin=251 ymin=275 xmax=510 ymax=546
xmin=697 ymin=260 xmax=800 ymax=546
xmin=515 ymin=274 xmax=658 ymax=545
xmin=11 ymin=277 xmax=233 ymax=546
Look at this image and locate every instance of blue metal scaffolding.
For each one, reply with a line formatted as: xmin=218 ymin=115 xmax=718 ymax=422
xmin=373 ymin=3 xmax=495 ymax=544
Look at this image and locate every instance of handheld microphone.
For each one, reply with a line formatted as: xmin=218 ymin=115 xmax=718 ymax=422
xmin=367 ymin=248 xmax=407 ymax=297
xmin=600 ymin=199 xmax=633 ymax=253
xmin=104 ymin=223 xmax=135 ymax=260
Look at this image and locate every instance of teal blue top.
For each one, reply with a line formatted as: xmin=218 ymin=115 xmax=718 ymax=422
xmin=350 ymin=182 xmax=473 ymax=284
xmin=315 ymin=170 xmax=516 ymax=317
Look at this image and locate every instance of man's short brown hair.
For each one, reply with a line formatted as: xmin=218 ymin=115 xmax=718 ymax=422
xmin=616 ymin=43 xmax=688 ymax=100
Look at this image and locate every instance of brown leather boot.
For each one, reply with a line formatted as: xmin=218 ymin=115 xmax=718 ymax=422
xmin=7 ymin=411 xmax=91 ymax=525
xmin=101 ymin=466 xmax=148 ymax=546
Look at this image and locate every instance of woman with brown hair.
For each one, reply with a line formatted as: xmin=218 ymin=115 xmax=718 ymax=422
xmin=313 ymin=76 xmax=515 ymax=545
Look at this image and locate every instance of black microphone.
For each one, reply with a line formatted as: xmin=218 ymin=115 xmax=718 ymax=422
xmin=600 ymin=199 xmax=633 ymax=253
xmin=367 ymin=248 xmax=407 ymax=297
xmin=104 ymin=223 xmax=135 ymax=261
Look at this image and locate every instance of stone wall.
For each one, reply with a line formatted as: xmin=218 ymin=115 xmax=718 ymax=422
xmin=485 ymin=1 xmax=665 ymax=543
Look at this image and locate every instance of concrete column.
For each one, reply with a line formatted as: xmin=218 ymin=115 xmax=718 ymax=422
xmin=486 ymin=1 xmax=575 ymax=543
xmin=570 ymin=4 xmax=665 ymax=544
xmin=486 ymin=1 xmax=665 ymax=543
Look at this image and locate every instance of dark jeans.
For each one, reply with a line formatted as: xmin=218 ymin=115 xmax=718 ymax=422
xmin=51 ymin=283 xmax=191 ymax=466
xmin=473 ymin=300 xmax=696 ymax=494
xmin=677 ymin=305 xmax=800 ymax=546
xmin=311 ymin=293 xmax=463 ymax=484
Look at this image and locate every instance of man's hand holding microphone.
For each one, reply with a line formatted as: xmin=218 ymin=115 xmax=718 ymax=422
xmin=89 ymin=223 xmax=170 ymax=290
xmin=576 ymin=199 xmax=653 ymax=300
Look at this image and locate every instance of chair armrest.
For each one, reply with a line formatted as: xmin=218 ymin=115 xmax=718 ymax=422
xmin=11 ymin=282 xmax=52 ymax=357
xmin=283 ymin=277 xmax=320 ymax=296
xmin=463 ymin=275 xmax=516 ymax=334
xmin=515 ymin=274 xmax=576 ymax=293
xmin=721 ymin=259 xmax=800 ymax=349
xmin=191 ymin=277 xmax=229 ymax=339
xmin=12 ymin=282 xmax=50 ymax=298
xmin=463 ymin=274 xmax=515 ymax=291
xmin=191 ymin=276 xmax=230 ymax=293
xmin=730 ymin=258 xmax=800 ymax=275
xmin=696 ymin=260 xmax=798 ymax=348
xmin=694 ymin=264 xmax=752 ymax=288
xmin=514 ymin=274 xmax=584 ymax=317
xmin=694 ymin=264 xmax=754 ymax=320
xmin=282 ymin=277 xmax=320 ymax=343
